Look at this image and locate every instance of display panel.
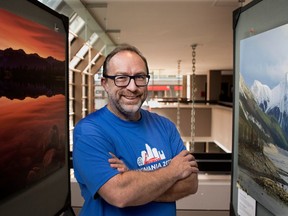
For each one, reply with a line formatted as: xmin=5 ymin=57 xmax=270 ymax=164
xmin=232 ymin=0 xmax=288 ymax=215
xmin=239 ymin=22 xmax=288 ymax=216
xmin=0 ymin=0 xmax=71 ymax=215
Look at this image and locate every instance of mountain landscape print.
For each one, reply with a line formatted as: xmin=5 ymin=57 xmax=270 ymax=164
xmin=0 ymin=9 xmax=66 ymax=200
xmin=238 ymin=23 xmax=288 ymax=215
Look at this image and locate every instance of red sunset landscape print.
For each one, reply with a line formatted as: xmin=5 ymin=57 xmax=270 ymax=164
xmin=0 ymin=9 xmax=67 ymax=200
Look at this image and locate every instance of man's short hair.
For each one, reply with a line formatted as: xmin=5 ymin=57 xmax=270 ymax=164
xmin=102 ymin=44 xmax=149 ymax=76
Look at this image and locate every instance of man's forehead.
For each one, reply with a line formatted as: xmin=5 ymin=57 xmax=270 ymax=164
xmin=110 ymin=51 xmax=144 ymax=64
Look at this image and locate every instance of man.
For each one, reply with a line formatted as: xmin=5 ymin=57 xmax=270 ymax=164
xmin=73 ymin=44 xmax=198 ymax=216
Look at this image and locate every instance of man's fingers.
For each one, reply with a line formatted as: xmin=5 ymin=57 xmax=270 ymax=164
xmin=108 ymin=158 xmax=118 ymax=163
xmin=109 ymin=152 xmax=117 ymax=158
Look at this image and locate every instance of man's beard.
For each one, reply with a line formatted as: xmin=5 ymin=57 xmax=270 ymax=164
xmin=117 ymin=98 xmax=143 ymax=115
xmin=108 ymin=90 xmax=147 ymax=119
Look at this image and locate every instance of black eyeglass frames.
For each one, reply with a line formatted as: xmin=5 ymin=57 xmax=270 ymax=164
xmin=103 ymin=74 xmax=150 ymax=87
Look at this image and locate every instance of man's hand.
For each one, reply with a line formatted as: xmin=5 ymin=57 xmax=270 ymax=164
xmin=168 ymin=150 xmax=199 ymax=180
xmin=108 ymin=152 xmax=129 ymax=172
xmin=154 ymin=150 xmax=199 ymax=202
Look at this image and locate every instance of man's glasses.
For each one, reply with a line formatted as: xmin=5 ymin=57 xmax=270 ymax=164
xmin=103 ymin=74 xmax=150 ymax=87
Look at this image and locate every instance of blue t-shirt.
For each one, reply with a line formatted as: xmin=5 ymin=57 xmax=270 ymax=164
xmin=73 ymin=106 xmax=186 ymax=216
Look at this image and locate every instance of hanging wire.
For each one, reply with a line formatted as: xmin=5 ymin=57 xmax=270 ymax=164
xmin=176 ymin=60 xmax=181 ymax=132
xmin=190 ymin=44 xmax=197 ymax=152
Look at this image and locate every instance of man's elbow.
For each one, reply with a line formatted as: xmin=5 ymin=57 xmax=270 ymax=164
xmin=190 ymin=183 xmax=198 ymax=194
xmin=101 ymin=193 xmax=131 ymax=208
xmin=110 ymin=200 xmax=129 ymax=208
xmin=189 ymin=173 xmax=199 ymax=195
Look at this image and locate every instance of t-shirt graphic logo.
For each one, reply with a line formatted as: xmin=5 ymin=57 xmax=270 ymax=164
xmin=137 ymin=144 xmax=166 ymax=166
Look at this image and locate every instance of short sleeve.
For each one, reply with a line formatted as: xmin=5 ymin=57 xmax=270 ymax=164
xmin=73 ymin=119 xmax=119 ymax=199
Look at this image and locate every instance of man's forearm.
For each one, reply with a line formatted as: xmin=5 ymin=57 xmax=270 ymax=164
xmin=154 ymin=173 xmax=198 ymax=202
xmin=99 ymin=150 xmax=195 ymax=207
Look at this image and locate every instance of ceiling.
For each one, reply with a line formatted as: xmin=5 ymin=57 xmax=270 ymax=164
xmin=79 ymin=0 xmax=252 ymax=76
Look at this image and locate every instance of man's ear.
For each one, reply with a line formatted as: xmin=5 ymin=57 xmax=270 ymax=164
xmin=101 ymin=77 xmax=108 ymax=92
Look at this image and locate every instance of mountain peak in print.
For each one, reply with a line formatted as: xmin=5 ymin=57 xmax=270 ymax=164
xmin=0 ymin=48 xmax=65 ymax=100
xmin=250 ymin=73 xmax=288 ymax=137
xmin=0 ymin=48 xmax=62 ymax=69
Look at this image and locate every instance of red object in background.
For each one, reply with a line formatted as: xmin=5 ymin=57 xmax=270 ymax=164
xmin=174 ymin=86 xmax=182 ymax=91
xmin=148 ymin=86 xmax=170 ymax=91
xmin=147 ymin=85 xmax=183 ymax=91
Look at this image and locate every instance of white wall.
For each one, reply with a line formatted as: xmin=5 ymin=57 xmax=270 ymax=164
xmin=211 ymin=106 xmax=233 ymax=152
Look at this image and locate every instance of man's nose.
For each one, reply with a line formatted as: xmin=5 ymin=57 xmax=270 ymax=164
xmin=126 ymin=78 xmax=138 ymax=90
